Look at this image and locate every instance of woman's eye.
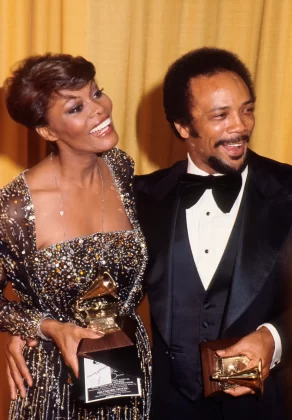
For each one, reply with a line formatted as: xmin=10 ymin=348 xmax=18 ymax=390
xmin=68 ymin=104 xmax=83 ymax=114
xmin=93 ymin=88 xmax=104 ymax=99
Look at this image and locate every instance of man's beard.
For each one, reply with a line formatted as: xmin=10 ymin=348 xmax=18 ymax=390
xmin=207 ymin=155 xmax=248 ymax=175
xmin=207 ymin=135 xmax=250 ymax=175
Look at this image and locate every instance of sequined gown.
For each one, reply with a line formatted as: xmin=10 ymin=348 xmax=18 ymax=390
xmin=0 ymin=148 xmax=151 ymax=420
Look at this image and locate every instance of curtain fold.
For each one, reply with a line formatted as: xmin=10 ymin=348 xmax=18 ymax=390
xmin=0 ymin=1 xmax=292 ymax=418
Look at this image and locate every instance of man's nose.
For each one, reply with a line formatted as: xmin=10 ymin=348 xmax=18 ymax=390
xmin=227 ymin=113 xmax=246 ymax=133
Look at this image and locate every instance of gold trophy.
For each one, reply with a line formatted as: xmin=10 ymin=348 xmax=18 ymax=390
xmin=212 ymin=356 xmax=263 ymax=393
xmin=200 ymin=338 xmax=264 ymax=397
xmin=75 ymin=270 xmax=137 ymax=355
xmin=74 ymin=270 xmax=141 ymax=404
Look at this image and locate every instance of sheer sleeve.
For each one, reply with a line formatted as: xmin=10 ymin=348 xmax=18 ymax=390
xmin=0 ymin=185 xmax=47 ymax=338
xmin=105 ymin=148 xmax=147 ymax=313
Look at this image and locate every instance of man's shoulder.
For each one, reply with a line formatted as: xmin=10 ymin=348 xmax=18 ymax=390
xmin=250 ymin=150 xmax=292 ymax=171
xmin=248 ymin=150 xmax=292 ymax=198
xmin=249 ymin=150 xmax=292 ymax=183
xmin=134 ymin=160 xmax=186 ymax=192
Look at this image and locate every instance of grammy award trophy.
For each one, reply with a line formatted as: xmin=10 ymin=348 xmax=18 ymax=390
xmin=74 ymin=270 xmax=142 ymax=404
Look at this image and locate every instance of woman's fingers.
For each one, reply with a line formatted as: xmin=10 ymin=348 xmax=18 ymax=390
xmin=6 ymin=363 xmax=17 ymax=400
xmin=6 ymin=336 xmax=33 ymax=388
xmin=6 ymin=354 xmax=28 ymax=399
xmin=46 ymin=323 xmax=96 ymax=374
xmin=65 ymin=353 xmax=79 ymax=378
xmin=82 ymin=327 xmax=105 ymax=340
xmin=68 ymin=328 xmax=104 ymax=377
xmin=60 ymin=327 xmax=104 ymax=377
xmin=26 ymin=338 xmax=38 ymax=347
xmin=40 ymin=321 xmax=104 ymax=377
xmin=5 ymin=326 xmax=104 ymax=399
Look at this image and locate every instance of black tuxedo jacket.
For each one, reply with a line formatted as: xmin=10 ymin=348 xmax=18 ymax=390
xmin=134 ymin=150 xmax=292 ymax=417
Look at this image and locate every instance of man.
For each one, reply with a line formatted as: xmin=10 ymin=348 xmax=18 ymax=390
xmin=4 ymin=48 xmax=292 ymax=419
xmin=134 ymin=47 xmax=292 ymax=419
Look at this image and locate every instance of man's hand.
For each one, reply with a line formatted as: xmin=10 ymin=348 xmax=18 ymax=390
xmin=216 ymin=327 xmax=275 ymax=397
xmin=6 ymin=334 xmax=37 ymax=399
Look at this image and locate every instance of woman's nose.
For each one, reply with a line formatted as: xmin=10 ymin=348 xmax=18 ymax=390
xmin=89 ymin=100 xmax=104 ymax=117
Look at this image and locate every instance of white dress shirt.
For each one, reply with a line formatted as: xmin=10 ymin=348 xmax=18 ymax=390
xmin=185 ymin=154 xmax=281 ymax=367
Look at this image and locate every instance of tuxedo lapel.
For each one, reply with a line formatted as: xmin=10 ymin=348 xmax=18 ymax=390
xmin=136 ymin=161 xmax=187 ymax=347
xmin=222 ymin=162 xmax=292 ymax=331
xmin=147 ymin=189 xmax=180 ymax=347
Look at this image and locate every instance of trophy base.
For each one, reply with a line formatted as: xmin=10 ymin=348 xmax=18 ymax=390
xmin=200 ymin=338 xmax=242 ymax=397
xmin=78 ymin=316 xmax=137 ymax=355
xmin=77 ymin=317 xmax=142 ymax=404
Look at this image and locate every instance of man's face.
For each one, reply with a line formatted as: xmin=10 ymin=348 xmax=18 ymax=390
xmin=175 ymin=71 xmax=255 ymax=174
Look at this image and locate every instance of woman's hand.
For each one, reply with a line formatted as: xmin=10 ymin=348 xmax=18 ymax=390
xmin=6 ymin=334 xmax=37 ymax=399
xmin=5 ymin=322 xmax=104 ymax=399
xmin=41 ymin=319 xmax=104 ymax=378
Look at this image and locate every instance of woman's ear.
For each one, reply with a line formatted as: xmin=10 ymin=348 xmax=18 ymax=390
xmin=174 ymin=122 xmax=190 ymax=139
xmin=36 ymin=126 xmax=58 ymax=142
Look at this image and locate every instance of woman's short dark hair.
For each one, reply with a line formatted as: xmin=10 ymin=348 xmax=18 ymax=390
xmin=4 ymin=53 xmax=96 ymax=129
xmin=163 ymin=47 xmax=256 ymax=139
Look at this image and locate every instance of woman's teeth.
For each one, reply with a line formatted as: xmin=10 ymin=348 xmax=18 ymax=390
xmin=90 ymin=117 xmax=111 ymax=134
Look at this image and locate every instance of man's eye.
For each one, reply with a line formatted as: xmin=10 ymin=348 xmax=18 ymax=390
xmin=68 ymin=104 xmax=83 ymax=114
xmin=94 ymin=88 xmax=104 ymax=99
xmin=214 ymin=113 xmax=226 ymax=119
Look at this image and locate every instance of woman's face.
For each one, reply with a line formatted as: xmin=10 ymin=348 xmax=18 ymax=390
xmin=41 ymin=80 xmax=118 ymax=154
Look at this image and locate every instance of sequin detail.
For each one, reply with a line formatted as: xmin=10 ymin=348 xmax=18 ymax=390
xmin=0 ymin=148 xmax=151 ymax=419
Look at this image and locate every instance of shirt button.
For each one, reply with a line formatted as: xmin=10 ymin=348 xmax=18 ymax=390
xmin=205 ymin=249 xmax=209 ymax=254
xmin=206 ymin=212 xmax=210 ymax=216
xmin=203 ymin=302 xmax=211 ymax=309
xmin=202 ymin=321 xmax=209 ymax=328
xmin=201 ymin=338 xmax=208 ymax=342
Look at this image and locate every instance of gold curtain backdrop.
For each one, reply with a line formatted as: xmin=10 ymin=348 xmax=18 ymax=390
xmin=0 ymin=0 xmax=292 ymax=418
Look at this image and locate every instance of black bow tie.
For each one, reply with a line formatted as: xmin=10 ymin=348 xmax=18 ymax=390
xmin=179 ymin=173 xmax=242 ymax=213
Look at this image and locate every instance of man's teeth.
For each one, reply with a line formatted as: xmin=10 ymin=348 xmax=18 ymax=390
xmin=226 ymin=142 xmax=243 ymax=147
xmin=90 ymin=117 xmax=111 ymax=134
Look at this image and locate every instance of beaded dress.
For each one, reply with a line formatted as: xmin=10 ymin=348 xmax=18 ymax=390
xmin=0 ymin=148 xmax=151 ymax=420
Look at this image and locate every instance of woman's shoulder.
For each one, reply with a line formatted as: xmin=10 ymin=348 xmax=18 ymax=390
xmin=0 ymin=172 xmax=30 ymax=217
xmin=1 ymin=172 xmax=27 ymax=200
xmin=103 ymin=147 xmax=135 ymax=183
xmin=103 ymin=147 xmax=134 ymax=169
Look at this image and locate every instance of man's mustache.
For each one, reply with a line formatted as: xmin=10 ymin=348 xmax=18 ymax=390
xmin=215 ymin=135 xmax=250 ymax=148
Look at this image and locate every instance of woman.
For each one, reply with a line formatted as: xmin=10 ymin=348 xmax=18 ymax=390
xmin=0 ymin=53 xmax=151 ymax=419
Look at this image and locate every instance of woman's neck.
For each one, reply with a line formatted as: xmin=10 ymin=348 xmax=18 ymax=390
xmin=51 ymin=150 xmax=103 ymax=189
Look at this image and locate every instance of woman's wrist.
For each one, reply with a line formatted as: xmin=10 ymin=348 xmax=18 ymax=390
xmin=36 ymin=315 xmax=57 ymax=341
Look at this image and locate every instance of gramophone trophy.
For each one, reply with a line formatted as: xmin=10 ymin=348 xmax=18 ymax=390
xmin=212 ymin=356 xmax=263 ymax=393
xmin=200 ymin=338 xmax=264 ymax=397
xmin=74 ymin=271 xmax=142 ymax=404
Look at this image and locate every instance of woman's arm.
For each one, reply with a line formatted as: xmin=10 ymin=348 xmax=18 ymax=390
xmin=0 ymin=248 xmax=51 ymax=338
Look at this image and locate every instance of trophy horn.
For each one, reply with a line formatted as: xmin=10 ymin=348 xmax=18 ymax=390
xmin=79 ymin=271 xmax=118 ymax=302
xmin=212 ymin=359 xmax=263 ymax=394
